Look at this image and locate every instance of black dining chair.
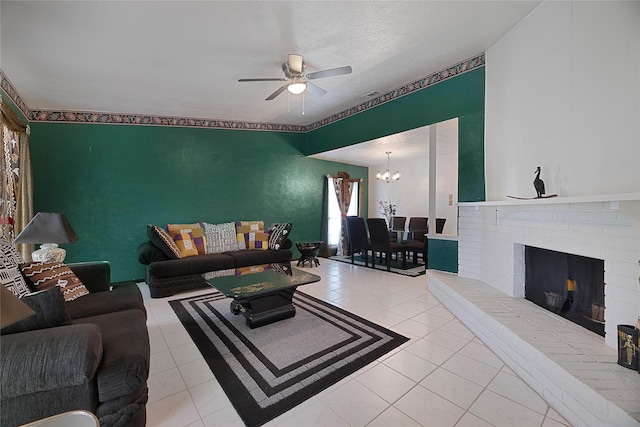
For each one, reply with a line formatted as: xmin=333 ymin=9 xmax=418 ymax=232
xmin=367 ymin=218 xmax=407 ymax=271
xmin=345 ymin=216 xmax=370 ymax=266
xmin=389 ymin=216 xmax=406 ymax=243
xmin=402 ymin=217 xmax=428 ymax=264
xmin=406 ymin=217 xmax=428 ymax=241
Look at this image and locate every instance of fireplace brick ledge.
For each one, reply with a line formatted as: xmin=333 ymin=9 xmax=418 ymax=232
xmin=459 ymin=192 xmax=640 ymax=207
xmin=428 ymin=270 xmax=640 ymax=427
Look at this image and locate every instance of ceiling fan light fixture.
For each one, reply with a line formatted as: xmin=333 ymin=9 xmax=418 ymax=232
xmin=287 ymin=82 xmax=307 ymax=95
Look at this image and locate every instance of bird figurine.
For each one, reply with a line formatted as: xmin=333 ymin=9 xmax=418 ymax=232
xmin=533 ymin=166 xmax=545 ymax=198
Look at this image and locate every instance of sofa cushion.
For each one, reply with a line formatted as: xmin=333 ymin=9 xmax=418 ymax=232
xmin=224 ymin=249 xmax=293 ymax=268
xmin=19 ymin=262 xmax=89 ymax=302
xmin=73 ymin=309 xmax=149 ymax=402
xmin=66 ymin=283 xmax=145 ymax=320
xmin=1 ymin=287 xmax=71 ymax=335
xmin=1 ymin=237 xmax=30 ymax=297
xmin=267 ymin=223 xmax=292 ymax=250
xmin=203 ymin=222 xmax=239 ymax=254
xmin=147 ymin=253 xmax=235 ymax=278
xmin=167 ymin=223 xmax=206 ymax=257
xmin=147 ymin=225 xmax=181 ymax=259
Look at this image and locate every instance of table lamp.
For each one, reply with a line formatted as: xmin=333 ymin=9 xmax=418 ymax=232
xmin=1 ymin=285 xmax=36 ymax=328
xmin=13 ymin=212 xmax=79 ymax=263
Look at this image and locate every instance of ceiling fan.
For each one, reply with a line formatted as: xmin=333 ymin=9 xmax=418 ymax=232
xmin=238 ymin=54 xmax=352 ymax=101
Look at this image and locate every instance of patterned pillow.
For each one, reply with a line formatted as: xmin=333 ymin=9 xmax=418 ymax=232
xmin=147 ymin=225 xmax=182 ymax=259
xmin=267 ymin=223 xmax=292 ymax=250
xmin=0 ymin=237 xmax=31 ymax=297
xmin=203 ymin=222 xmax=239 ymax=254
xmin=19 ymin=262 xmax=89 ymax=301
xmin=235 ymin=221 xmax=264 ymax=250
xmin=167 ymin=223 xmax=206 ymax=257
xmin=245 ymin=231 xmax=270 ymax=250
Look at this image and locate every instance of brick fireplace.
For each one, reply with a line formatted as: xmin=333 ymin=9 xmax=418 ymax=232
xmin=458 ymin=195 xmax=639 ymax=349
xmin=429 ymin=195 xmax=640 ymax=426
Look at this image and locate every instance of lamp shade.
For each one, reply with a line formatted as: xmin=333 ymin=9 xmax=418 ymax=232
xmin=13 ymin=212 xmax=79 ymax=244
xmin=0 ymin=286 xmax=36 ymax=328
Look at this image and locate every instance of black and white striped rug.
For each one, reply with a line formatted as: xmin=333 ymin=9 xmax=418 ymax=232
xmin=169 ymin=291 xmax=409 ymax=427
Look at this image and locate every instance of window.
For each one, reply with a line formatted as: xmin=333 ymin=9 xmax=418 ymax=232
xmin=327 ymin=179 xmax=359 ymax=247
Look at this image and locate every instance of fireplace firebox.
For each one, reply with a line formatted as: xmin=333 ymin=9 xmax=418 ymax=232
xmin=525 ymin=246 xmax=605 ymax=336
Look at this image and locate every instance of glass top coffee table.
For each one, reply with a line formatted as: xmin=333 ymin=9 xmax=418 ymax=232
xmin=203 ymin=263 xmax=321 ymax=329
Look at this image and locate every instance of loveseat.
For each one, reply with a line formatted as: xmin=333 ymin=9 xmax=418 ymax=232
xmin=138 ymin=221 xmax=293 ymax=298
xmin=1 ymin=254 xmax=149 ymax=427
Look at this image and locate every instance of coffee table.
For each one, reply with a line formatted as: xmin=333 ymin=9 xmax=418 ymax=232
xmin=204 ymin=263 xmax=321 ymax=328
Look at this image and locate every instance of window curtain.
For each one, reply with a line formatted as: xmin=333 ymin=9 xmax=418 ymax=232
xmin=331 ymin=172 xmax=354 ymax=256
xmin=1 ymin=99 xmax=34 ymax=260
xmin=319 ymin=177 xmax=331 ymax=258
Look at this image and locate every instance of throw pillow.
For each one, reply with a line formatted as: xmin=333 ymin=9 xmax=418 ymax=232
xmin=0 ymin=237 xmax=31 ymax=297
xmin=267 ymin=223 xmax=292 ymax=250
xmin=167 ymin=223 xmax=207 ymax=256
xmin=245 ymin=231 xmax=270 ymax=250
xmin=235 ymin=221 xmax=264 ymax=250
xmin=202 ymin=222 xmax=239 ymax=254
xmin=19 ymin=262 xmax=89 ymax=301
xmin=147 ymin=224 xmax=182 ymax=259
xmin=0 ymin=287 xmax=72 ymax=335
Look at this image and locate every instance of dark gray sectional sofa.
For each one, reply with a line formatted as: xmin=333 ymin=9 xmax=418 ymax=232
xmin=138 ymin=241 xmax=293 ymax=298
xmin=1 ymin=261 xmax=149 ymax=427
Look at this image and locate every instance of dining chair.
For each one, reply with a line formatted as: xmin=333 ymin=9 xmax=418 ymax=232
xmin=389 ymin=216 xmax=406 ymax=243
xmin=406 ymin=217 xmax=428 ymax=241
xmin=402 ymin=217 xmax=428 ymax=264
xmin=367 ymin=218 xmax=407 ymax=271
xmin=345 ymin=216 xmax=370 ymax=266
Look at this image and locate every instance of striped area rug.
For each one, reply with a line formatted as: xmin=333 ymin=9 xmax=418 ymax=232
xmin=170 ymin=291 xmax=409 ymax=427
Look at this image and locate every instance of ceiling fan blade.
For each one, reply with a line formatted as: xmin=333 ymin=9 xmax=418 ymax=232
xmin=265 ymin=84 xmax=288 ymax=101
xmin=288 ymin=54 xmax=304 ymax=74
xmin=238 ymin=78 xmax=287 ymax=82
xmin=306 ymin=82 xmax=327 ymax=97
xmin=306 ymin=66 xmax=352 ymax=80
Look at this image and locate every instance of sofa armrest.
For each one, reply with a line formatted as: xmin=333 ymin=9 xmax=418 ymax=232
xmin=68 ymin=261 xmax=111 ymax=293
xmin=0 ymin=324 xmax=103 ymax=399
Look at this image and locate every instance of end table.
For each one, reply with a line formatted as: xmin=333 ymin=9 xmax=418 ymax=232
xmin=295 ymin=241 xmax=323 ymax=267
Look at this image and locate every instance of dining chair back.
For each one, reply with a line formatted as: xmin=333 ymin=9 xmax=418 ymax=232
xmin=345 ymin=216 xmax=370 ymax=266
xmin=407 ymin=217 xmax=428 ymax=241
xmin=367 ymin=218 xmax=407 ymax=271
xmin=389 ymin=216 xmax=406 ymax=243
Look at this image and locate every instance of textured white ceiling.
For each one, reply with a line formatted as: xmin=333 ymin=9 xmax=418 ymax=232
xmin=310 ymin=118 xmax=458 ymax=167
xmin=1 ymin=1 xmax=540 ymax=126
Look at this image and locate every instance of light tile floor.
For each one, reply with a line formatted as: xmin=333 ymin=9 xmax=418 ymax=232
xmin=141 ymin=259 xmax=571 ymax=427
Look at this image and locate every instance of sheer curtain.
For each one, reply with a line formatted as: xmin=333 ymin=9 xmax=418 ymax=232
xmin=1 ymin=99 xmax=34 ymax=259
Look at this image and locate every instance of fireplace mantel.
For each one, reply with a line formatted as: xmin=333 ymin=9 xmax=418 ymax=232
xmin=459 ymin=192 xmax=640 ymax=207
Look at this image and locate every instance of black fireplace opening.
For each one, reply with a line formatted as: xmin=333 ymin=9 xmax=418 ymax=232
xmin=525 ymin=246 xmax=605 ymax=336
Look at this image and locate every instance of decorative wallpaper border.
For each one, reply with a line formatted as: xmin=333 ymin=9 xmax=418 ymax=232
xmin=1 ymin=53 xmax=484 ymax=133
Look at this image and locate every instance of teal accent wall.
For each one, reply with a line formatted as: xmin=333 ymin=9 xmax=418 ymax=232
xmin=304 ymin=68 xmax=485 ymax=158
xmin=428 ymin=239 xmax=458 ymax=273
xmin=458 ymin=111 xmax=486 ymax=202
xmin=28 ymin=122 xmax=367 ymax=282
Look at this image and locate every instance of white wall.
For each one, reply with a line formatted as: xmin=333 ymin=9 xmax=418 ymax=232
xmin=485 ymin=1 xmax=640 ymax=200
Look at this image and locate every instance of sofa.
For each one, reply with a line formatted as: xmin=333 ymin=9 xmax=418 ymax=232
xmin=1 ymin=251 xmax=149 ymax=427
xmin=138 ymin=221 xmax=293 ymax=298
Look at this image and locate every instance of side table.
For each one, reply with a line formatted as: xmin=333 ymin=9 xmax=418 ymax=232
xmin=295 ymin=241 xmax=323 ymax=267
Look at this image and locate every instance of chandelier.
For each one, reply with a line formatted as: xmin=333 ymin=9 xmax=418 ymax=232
xmin=376 ymin=151 xmax=400 ymax=183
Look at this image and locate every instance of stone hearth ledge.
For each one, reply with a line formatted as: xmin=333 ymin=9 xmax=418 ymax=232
xmin=427 ymin=270 xmax=640 ymax=427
